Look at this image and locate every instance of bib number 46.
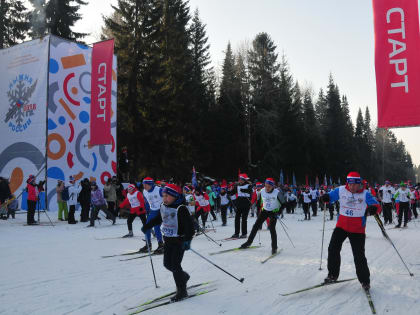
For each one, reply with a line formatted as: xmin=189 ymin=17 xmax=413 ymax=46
xmin=345 ymin=209 xmax=354 ymax=216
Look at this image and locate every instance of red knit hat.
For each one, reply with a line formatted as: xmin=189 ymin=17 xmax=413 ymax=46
xmin=265 ymin=178 xmax=275 ymax=186
xmin=239 ymin=173 xmax=249 ymax=181
xmin=128 ymin=184 xmax=136 ymax=192
xmin=163 ymin=184 xmax=182 ymax=198
xmin=347 ymin=172 xmax=361 ymax=184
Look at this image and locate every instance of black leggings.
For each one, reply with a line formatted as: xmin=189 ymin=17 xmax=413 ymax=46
xmin=398 ymin=202 xmax=410 ymax=225
xmin=127 ymin=213 xmax=146 ymax=231
xmin=220 ymin=204 xmax=228 ymax=225
xmin=195 ymin=209 xmax=208 ymax=228
xmin=163 ymin=238 xmax=188 ymax=288
xmin=328 ymin=227 xmax=370 ymax=284
xmin=247 ymin=210 xmax=278 ymax=249
xmin=303 ymin=203 xmax=311 ymax=219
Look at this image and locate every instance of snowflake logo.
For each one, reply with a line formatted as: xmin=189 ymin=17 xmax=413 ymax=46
xmin=5 ymin=74 xmax=38 ymax=133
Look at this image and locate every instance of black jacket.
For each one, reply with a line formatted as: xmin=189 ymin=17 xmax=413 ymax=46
xmin=144 ymin=203 xmax=194 ymax=242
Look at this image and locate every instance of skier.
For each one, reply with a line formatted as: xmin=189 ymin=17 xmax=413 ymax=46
xmin=26 ymin=175 xmax=38 ymax=225
xmin=142 ymin=177 xmax=164 ymax=254
xmin=310 ymin=187 xmax=318 ymax=216
xmin=88 ymin=181 xmax=116 ymax=227
xmin=219 ymin=185 xmax=230 ymax=226
xmin=206 ymin=186 xmax=217 ymax=221
xmin=193 ymin=187 xmax=210 ymax=231
xmin=321 ymin=172 xmax=379 ymax=290
xmin=302 ymin=187 xmax=312 ymax=220
xmin=378 ymin=180 xmax=395 ymax=225
xmin=119 ymin=184 xmax=146 ymax=237
xmin=231 ymin=174 xmax=252 ymax=238
xmin=285 ymin=190 xmax=297 ymax=214
xmin=141 ymin=184 xmax=194 ymax=301
xmin=393 ymin=182 xmax=411 ymax=228
xmin=67 ymin=176 xmax=80 ymax=224
xmin=240 ymin=178 xmax=285 ymax=254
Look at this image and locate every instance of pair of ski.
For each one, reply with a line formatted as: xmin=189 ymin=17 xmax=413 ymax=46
xmin=208 ymin=245 xmax=282 ymax=263
xmin=281 ymin=278 xmax=376 ymax=314
xmin=127 ymin=282 xmax=215 ymax=314
xmin=102 ymin=251 xmax=162 ymax=261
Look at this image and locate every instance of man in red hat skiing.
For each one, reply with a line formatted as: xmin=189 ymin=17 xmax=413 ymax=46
xmin=322 ymin=172 xmax=379 ymax=290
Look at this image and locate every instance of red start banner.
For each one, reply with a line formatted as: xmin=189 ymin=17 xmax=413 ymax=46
xmin=91 ymin=39 xmax=114 ymax=145
xmin=373 ymin=0 xmax=420 ymax=128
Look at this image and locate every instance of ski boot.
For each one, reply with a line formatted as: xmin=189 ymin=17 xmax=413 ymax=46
xmin=272 ymin=247 xmax=277 ymax=255
xmin=231 ymin=233 xmax=239 ymax=238
xmin=240 ymin=241 xmax=251 ymax=249
xmin=239 ymin=234 xmax=247 ymax=239
xmin=153 ymin=242 xmax=164 ymax=254
xmin=123 ymin=231 xmax=133 ymax=238
xmin=395 ymin=223 xmax=401 ymax=228
xmin=324 ymin=275 xmax=338 ymax=284
xmin=171 ymin=284 xmax=188 ymax=302
xmin=139 ymin=242 xmax=151 ymax=253
xmin=361 ymin=282 xmax=371 ymax=290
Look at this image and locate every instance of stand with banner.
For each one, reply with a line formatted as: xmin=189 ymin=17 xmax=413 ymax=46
xmin=0 ymin=35 xmax=118 ymax=211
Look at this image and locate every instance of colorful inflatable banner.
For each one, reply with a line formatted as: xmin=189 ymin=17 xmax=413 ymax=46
xmin=0 ymin=38 xmax=49 ymax=197
xmin=373 ymin=0 xmax=420 ymax=127
xmin=91 ymin=39 xmax=114 ymax=145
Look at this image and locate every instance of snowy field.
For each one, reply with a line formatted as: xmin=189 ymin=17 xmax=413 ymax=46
xmin=1 ymin=208 xmax=420 ymax=315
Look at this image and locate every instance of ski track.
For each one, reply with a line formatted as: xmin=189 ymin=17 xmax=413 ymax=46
xmin=1 ymin=209 xmax=420 ymax=314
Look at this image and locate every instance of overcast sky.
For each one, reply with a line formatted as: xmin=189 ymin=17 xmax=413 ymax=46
xmin=74 ymin=0 xmax=420 ymax=165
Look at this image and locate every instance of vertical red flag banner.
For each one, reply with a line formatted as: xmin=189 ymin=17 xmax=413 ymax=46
xmin=373 ymin=0 xmax=420 ymax=128
xmin=91 ymin=39 xmax=114 ymax=145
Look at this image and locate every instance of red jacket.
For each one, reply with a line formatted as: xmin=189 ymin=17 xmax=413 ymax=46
xmin=194 ymin=193 xmax=211 ymax=213
xmin=27 ymin=183 xmax=38 ymax=201
xmin=119 ymin=190 xmax=146 ymax=215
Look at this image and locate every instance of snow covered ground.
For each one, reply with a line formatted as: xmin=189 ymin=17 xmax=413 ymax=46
xmin=1 ymin=209 xmax=420 ymax=315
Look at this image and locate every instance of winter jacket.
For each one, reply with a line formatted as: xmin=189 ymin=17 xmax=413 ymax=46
xmin=27 ymin=183 xmax=38 ymax=201
xmin=68 ymin=184 xmax=81 ymax=206
xmin=56 ymin=182 xmax=64 ymax=202
xmin=91 ymin=189 xmax=106 ymax=206
xmin=119 ymin=190 xmax=146 ymax=215
xmin=103 ymin=183 xmax=117 ymax=202
xmin=328 ymin=185 xmax=378 ymax=234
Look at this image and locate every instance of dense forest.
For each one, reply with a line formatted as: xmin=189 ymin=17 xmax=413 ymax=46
xmin=1 ymin=0 xmax=416 ymax=184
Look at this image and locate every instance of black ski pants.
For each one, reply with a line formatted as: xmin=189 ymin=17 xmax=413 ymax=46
xmin=127 ymin=213 xmax=146 ymax=231
xmin=303 ymin=203 xmax=311 ymax=220
xmin=80 ymin=202 xmax=90 ymax=222
xmin=398 ymin=202 xmax=409 ymax=225
xmin=411 ymin=201 xmax=418 ymax=219
xmin=195 ymin=209 xmax=208 ymax=228
xmin=234 ymin=198 xmax=251 ymax=236
xmin=247 ymin=210 xmax=278 ymax=250
xmin=27 ymin=200 xmax=36 ymax=224
xmin=90 ymin=204 xmax=115 ymax=226
xmin=220 ymin=204 xmax=228 ymax=225
xmin=163 ymin=237 xmax=189 ymax=288
xmin=327 ymin=227 xmax=370 ymax=284
xmin=311 ymin=201 xmax=317 ymax=216
xmin=68 ymin=205 xmax=77 ymax=223
xmin=382 ymin=202 xmax=393 ymax=224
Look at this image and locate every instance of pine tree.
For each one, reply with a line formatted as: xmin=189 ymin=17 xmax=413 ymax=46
xmin=0 ymin=0 xmax=29 ymax=49
xmin=28 ymin=0 xmax=88 ymax=40
xmin=248 ymin=32 xmax=281 ymax=176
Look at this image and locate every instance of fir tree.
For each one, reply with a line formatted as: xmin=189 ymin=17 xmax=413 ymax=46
xmin=0 ymin=0 xmax=29 ymax=49
xmin=28 ymin=0 xmax=88 ymax=40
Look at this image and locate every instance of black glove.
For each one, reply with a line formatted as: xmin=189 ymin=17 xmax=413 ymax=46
xmin=367 ymin=205 xmax=377 ymax=216
xmin=141 ymin=226 xmax=147 ymax=233
xmin=321 ymin=194 xmax=330 ymax=203
xmin=387 ymin=190 xmax=391 ymax=194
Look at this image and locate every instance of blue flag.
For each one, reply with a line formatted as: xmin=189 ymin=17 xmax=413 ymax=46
xmin=329 ymin=176 xmax=333 ymax=186
xmin=292 ymin=172 xmax=296 ymax=187
xmin=338 ymin=177 xmax=341 ymax=185
xmin=280 ymin=169 xmax=284 ymax=185
xmin=192 ymin=166 xmax=198 ymax=188
xmin=324 ymin=174 xmax=327 ymax=186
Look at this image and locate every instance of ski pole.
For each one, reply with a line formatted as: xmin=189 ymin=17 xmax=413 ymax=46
xmin=319 ymin=203 xmax=327 ymax=270
xmin=258 ymin=229 xmax=261 ymax=246
xmin=374 ymin=214 xmax=414 ymax=277
xmin=146 ymin=240 xmax=159 ymax=288
xmin=277 ymin=217 xmax=295 ymax=248
xmin=190 ymin=248 xmax=244 ymax=283
xmin=202 ymin=229 xmax=222 ymax=247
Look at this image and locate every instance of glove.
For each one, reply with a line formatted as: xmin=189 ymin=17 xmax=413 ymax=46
xmin=367 ymin=205 xmax=377 ymax=216
xmin=321 ymin=194 xmax=330 ymax=203
xmin=387 ymin=190 xmax=391 ymax=194
xmin=272 ymin=208 xmax=279 ymax=213
xmin=182 ymin=240 xmax=191 ymax=251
